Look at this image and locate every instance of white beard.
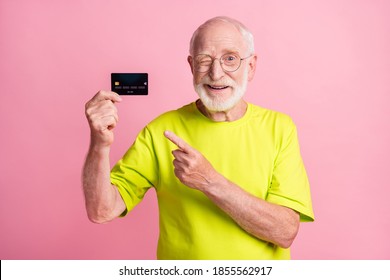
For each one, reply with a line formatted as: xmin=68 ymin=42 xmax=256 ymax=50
xmin=194 ymin=69 xmax=248 ymax=112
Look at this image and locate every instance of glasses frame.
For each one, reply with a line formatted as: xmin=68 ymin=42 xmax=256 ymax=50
xmin=193 ymin=53 xmax=253 ymax=73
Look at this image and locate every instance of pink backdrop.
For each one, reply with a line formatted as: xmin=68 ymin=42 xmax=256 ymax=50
xmin=1 ymin=0 xmax=389 ymax=259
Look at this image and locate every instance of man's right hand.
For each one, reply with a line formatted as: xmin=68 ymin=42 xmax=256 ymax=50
xmin=85 ymin=90 xmax=122 ymax=148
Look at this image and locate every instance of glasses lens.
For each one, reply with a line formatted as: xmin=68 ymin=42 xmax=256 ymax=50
xmin=195 ymin=55 xmax=212 ymax=72
xmin=194 ymin=53 xmax=242 ymax=72
xmin=221 ymin=53 xmax=240 ymax=72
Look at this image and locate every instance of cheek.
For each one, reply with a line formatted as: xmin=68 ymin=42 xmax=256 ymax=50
xmin=193 ymin=73 xmax=206 ymax=84
xmin=233 ymin=68 xmax=248 ymax=85
xmin=225 ymin=73 xmax=242 ymax=87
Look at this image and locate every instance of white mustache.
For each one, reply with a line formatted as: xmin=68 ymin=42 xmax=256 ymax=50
xmin=198 ymin=77 xmax=236 ymax=87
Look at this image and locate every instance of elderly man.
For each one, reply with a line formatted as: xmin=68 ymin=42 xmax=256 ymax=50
xmin=83 ymin=16 xmax=314 ymax=259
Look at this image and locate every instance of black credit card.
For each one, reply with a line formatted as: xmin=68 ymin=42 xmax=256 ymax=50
xmin=111 ymin=73 xmax=148 ymax=95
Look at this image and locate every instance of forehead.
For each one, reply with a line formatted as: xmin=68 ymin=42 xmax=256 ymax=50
xmin=193 ymin=21 xmax=247 ymax=55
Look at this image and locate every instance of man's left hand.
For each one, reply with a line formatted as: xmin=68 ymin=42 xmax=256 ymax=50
xmin=164 ymin=130 xmax=220 ymax=191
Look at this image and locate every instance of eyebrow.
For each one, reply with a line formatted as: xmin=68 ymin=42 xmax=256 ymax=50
xmin=195 ymin=49 xmax=241 ymax=57
xmin=221 ymin=48 xmax=241 ymax=54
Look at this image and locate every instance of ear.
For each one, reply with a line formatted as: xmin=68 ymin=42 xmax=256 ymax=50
xmin=187 ymin=55 xmax=194 ymax=75
xmin=247 ymin=54 xmax=257 ymax=81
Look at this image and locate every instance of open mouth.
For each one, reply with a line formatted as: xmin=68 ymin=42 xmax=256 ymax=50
xmin=207 ymin=85 xmax=229 ymax=90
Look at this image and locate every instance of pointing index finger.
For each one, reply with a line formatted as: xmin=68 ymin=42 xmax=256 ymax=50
xmin=164 ymin=130 xmax=192 ymax=153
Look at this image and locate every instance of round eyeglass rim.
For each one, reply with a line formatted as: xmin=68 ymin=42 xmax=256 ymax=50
xmin=193 ymin=53 xmax=254 ymax=73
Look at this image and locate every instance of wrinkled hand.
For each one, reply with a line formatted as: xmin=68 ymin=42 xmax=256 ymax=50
xmin=85 ymin=90 xmax=122 ymax=148
xmin=164 ymin=130 xmax=220 ymax=191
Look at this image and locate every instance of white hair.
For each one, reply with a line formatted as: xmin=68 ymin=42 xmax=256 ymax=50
xmin=189 ymin=16 xmax=255 ymax=56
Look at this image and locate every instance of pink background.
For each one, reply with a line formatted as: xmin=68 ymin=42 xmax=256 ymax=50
xmin=1 ymin=0 xmax=389 ymax=259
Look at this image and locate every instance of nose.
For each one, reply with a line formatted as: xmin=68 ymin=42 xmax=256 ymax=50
xmin=209 ymin=58 xmax=225 ymax=81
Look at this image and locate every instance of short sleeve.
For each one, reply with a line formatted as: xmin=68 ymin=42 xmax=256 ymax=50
xmin=266 ymin=118 xmax=314 ymax=222
xmin=110 ymin=126 xmax=158 ymax=217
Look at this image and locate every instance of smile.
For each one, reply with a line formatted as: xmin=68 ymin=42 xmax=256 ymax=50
xmin=207 ymin=85 xmax=229 ymax=90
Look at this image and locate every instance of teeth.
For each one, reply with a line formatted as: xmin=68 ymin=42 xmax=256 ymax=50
xmin=210 ymin=85 xmax=227 ymax=89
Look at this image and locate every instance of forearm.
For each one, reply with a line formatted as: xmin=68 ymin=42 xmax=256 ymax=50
xmin=202 ymin=175 xmax=300 ymax=248
xmin=82 ymin=144 xmax=125 ymax=223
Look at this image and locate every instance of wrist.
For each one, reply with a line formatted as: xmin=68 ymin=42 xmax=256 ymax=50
xmin=88 ymin=141 xmax=111 ymax=156
xmin=203 ymin=172 xmax=229 ymax=197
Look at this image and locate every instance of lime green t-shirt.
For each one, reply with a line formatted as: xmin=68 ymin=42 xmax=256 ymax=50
xmin=110 ymin=102 xmax=314 ymax=260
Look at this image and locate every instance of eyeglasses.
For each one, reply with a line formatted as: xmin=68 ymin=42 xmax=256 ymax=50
xmin=193 ymin=53 xmax=252 ymax=73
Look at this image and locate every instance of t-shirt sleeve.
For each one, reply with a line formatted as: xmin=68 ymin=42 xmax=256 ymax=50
xmin=110 ymin=126 xmax=158 ymax=217
xmin=266 ymin=117 xmax=314 ymax=222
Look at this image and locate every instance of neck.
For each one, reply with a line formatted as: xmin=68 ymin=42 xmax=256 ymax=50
xmin=196 ymin=99 xmax=248 ymax=122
